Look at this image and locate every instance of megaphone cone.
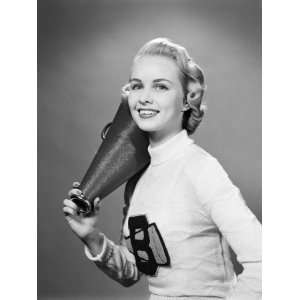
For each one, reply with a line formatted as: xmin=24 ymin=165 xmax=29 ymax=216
xmin=71 ymin=98 xmax=150 ymax=214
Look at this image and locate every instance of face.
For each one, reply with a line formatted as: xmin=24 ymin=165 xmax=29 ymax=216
xmin=128 ymin=55 xmax=185 ymax=143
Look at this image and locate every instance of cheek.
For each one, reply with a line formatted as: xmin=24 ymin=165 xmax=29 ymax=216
xmin=127 ymin=95 xmax=140 ymax=122
xmin=127 ymin=95 xmax=136 ymax=111
xmin=161 ymin=95 xmax=183 ymax=115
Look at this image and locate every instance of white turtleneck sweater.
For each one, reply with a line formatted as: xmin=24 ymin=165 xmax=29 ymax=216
xmin=84 ymin=130 xmax=261 ymax=300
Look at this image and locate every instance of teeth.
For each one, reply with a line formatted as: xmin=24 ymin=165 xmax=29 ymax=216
xmin=141 ymin=111 xmax=154 ymax=115
xmin=138 ymin=109 xmax=159 ymax=117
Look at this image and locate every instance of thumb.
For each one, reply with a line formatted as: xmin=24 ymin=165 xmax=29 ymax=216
xmin=93 ymin=197 xmax=102 ymax=212
xmin=65 ymin=215 xmax=81 ymax=230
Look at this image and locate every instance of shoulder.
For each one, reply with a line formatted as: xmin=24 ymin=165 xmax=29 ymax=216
xmin=122 ymin=164 xmax=149 ymax=222
xmin=183 ymin=143 xmax=237 ymax=203
xmin=183 ymin=143 xmax=227 ymax=179
xmin=124 ymin=165 xmax=148 ymax=202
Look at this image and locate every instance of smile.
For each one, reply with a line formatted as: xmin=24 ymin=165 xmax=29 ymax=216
xmin=137 ymin=108 xmax=160 ymax=119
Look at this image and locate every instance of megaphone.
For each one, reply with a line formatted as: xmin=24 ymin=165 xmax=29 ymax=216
xmin=70 ymin=97 xmax=150 ymax=214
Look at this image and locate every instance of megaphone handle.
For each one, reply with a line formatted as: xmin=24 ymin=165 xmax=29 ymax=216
xmin=71 ymin=193 xmax=93 ymax=215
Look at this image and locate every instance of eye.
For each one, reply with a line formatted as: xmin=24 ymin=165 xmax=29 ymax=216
xmin=154 ymin=84 xmax=169 ymax=91
xmin=130 ymin=83 xmax=143 ymax=91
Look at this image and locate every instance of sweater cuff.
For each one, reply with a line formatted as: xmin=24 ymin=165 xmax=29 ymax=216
xmin=84 ymin=234 xmax=113 ymax=263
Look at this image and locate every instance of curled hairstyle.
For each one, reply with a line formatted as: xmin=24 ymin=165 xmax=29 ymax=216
xmin=123 ymin=37 xmax=206 ymax=135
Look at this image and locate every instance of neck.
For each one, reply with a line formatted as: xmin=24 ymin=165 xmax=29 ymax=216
xmin=149 ymin=128 xmax=183 ymax=148
xmin=147 ymin=129 xmax=193 ymax=166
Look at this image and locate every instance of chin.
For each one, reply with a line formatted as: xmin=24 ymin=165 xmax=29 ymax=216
xmin=134 ymin=121 xmax=160 ymax=133
xmin=131 ymin=112 xmax=160 ymax=132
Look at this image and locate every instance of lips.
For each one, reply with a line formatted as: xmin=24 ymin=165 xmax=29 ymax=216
xmin=137 ymin=108 xmax=160 ymax=118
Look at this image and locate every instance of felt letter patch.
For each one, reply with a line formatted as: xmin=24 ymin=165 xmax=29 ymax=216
xmin=125 ymin=215 xmax=170 ymax=276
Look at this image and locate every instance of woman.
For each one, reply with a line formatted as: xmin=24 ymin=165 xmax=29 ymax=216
xmin=63 ymin=38 xmax=262 ymax=300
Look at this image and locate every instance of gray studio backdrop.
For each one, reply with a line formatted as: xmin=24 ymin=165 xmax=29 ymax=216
xmin=38 ymin=0 xmax=261 ymax=299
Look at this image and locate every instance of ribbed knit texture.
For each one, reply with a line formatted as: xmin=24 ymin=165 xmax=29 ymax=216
xmin=123 ymin=130 xmax=261 ymax=299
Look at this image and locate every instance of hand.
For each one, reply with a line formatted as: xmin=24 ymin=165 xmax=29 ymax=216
xmin=63 ymin=181 xmax=102 ymax=244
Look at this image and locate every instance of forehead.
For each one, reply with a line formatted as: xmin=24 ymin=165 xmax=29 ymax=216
xmin=131 ymin=55 xmax=181 ymax=82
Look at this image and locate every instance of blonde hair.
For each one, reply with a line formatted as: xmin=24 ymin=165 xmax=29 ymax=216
xmin=123 ymin=37 xmax=206 ymax=135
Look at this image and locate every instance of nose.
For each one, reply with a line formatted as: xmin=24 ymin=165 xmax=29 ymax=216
xmin=138 ymin=89 xmax=153 ymax=105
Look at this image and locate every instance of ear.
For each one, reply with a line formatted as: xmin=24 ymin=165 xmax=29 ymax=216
xmin=121 ymin=83 xmax=131 ymax=100
xmin=186 ymin=80 xmax=202 ymax=103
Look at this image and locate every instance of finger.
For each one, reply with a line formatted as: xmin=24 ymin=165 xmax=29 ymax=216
xmin=68 ymin=188 xmax=82 ymax=198
xmin=64 ymin=215 xmax=81 ymax=228
xmin=63 ymin=199 xmax=78 ymax=210
xmin=94 ymin=197 xmax=101 ymax=206
xmin=63 ymin=206 xmax=77 ymax=216
xmin=93 ymin=197 xmax=102 ymax=212
xmin=72 ymin=181 xmax=80 ymax=188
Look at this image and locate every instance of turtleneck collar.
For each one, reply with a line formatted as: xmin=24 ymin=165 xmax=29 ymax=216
xmin=148 ymin=130 xmax=194 ymax=166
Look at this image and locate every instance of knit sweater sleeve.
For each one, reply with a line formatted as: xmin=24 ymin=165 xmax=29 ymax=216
xmin=187 ymin=155 xmax=262 ymax=300
xmin=83 ymin=173 xmax=145 ymax=287
xmin=84 ymin=233 xmax=141 ymax=287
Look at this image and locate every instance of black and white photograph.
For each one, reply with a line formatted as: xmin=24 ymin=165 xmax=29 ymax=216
xmin=37 ymin=1 xmax=262 ymax=299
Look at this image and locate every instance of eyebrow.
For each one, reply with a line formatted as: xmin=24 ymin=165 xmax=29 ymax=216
xmin=129 ymin=78 xmax=173 ymax=84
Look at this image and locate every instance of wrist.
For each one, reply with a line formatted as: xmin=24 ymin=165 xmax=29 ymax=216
xmin=82 ymin=231 xmax=105 ymax=257
xmin=84 ymin=235 xmax=113 ymax=263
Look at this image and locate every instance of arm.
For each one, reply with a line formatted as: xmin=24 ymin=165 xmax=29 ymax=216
xmin=188 ymin=157 xmax=261 ymax=300
xmin=63 ymin=182 xmax=142 ymax=288
xmin=84 ymin=232 xmax=141 ymax=287
xmin=209 ymin=187 xmax=262 ymax=300
xmin=85 ymin=166 xmax=145 ymax=286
